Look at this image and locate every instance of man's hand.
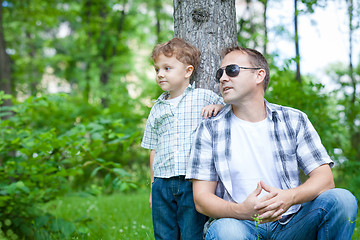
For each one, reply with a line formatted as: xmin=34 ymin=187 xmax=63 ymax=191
xmin=253 ymin=181 xmax=294 ymax=222
xmin=201 ymin=104 xmax=224 ymax=119
xmin=241 ymin=182 xmax=284 ymax=223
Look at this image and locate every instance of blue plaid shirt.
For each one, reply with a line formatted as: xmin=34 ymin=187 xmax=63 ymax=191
xmin=141 ymin=84 xmax=224 ymax=178
xmin=186 ymin=100 xmax=334 ymax=203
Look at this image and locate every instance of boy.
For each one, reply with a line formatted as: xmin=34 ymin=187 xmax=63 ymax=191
xmin=141 ymin=38 xmax=224 ymax=240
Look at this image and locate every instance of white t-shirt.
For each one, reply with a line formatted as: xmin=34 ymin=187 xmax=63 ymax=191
xmin=165 ymin=93 xmax=183 ymax=107
xmin=228 ymin=112 xmax=297 ymax=216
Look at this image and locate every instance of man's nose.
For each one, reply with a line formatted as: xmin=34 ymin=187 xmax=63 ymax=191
xmin=219 ymin=72 xmax=229 ymax=83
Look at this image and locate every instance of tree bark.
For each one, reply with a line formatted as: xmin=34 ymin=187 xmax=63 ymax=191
xmin=0 ymin=0 xmax=12 ymax=98
xmin=173 ymin=0 xmax=237 ymax=93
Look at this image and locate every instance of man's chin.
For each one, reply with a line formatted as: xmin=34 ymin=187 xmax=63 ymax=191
xmin=222 ymin=97 xmax=233 ymax=105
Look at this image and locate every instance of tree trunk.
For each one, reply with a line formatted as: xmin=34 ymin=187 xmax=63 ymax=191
xmin=346 ymin=0 xmax=359 ymax=161
xmin=347 ymin=0 xmax=356 ymax=104
xmin=173 ymin=0 xmax=237 ymax=93
xmin=261 ymin=0 xmax=268 ymax=56
xmin=0 ymin=1 xmax=12 ymax=99
xmin=294 ymin=0 xmax=301 ymax=83
xmin=155 ymin=0 xmax=162 ymax=43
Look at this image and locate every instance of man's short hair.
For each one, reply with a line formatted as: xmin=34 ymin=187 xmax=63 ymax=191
xmin=222 ymin=46 xmax=270 ymax=92
xmin=151 ymin=38 xmax=201 ymax=71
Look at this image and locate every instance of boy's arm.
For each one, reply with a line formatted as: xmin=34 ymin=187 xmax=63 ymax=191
xmin=201 ymin=90 xmax=225 ymax=119
xmin=149 ymin=149 xmax=155 ymax=208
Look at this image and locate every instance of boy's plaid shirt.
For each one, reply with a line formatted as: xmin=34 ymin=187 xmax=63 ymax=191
xmin=141 ymin=84 xmax=224 ymax=178
xmin=186 ymin=100 xmax=334 ymax=202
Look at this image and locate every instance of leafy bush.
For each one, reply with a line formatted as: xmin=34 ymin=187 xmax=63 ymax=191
xmin=0 ymin=92 xmax=146 ymax=239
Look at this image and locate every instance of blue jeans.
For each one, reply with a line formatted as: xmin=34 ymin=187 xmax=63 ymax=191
xmin=152 ymin=176 xmax=208 ymax=240
xmin=205 ymin=188 xmax=358 ymax=240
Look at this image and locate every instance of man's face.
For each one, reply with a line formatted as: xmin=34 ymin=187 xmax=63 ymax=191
xmin=154 ymin=54 xmax=192 ymax=99
xmin=219 ymin=51 xmax=259 ymax=105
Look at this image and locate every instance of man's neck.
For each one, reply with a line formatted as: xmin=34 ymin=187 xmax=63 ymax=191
xmin=231 ymin=98 xmax=266 ymax=122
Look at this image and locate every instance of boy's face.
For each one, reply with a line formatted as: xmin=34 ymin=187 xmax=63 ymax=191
xmin=154 ymin=54 xmax=193 ymax=99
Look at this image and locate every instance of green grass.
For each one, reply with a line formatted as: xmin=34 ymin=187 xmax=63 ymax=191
xmin=352 ymin=218 xmax=359 ymax=240
xmin=44 ymin=190 xmax=154 ymax=240
xmin=46 ymin=190 xmax=359 ymax=240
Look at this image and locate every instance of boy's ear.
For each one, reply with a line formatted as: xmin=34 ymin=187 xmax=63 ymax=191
xmin=185 ymin=65 xmax=194 ymax=78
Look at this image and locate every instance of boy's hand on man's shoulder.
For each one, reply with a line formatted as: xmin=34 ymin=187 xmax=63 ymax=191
xmin=201 ymin=104 xmax=224 ymax=119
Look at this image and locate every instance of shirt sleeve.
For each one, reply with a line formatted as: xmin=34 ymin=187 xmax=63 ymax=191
xmin=211 ymin=91 xmax=225 ymax=105
xmin=202 ymin=89 xmax=225 ymax=106
xmin=186 ymin=121 xmax=219 ymax=181
xmin=141 ymin=110 xmax=157 ymax=150
xmin=296 ymin=113 xmax=334 ymax=175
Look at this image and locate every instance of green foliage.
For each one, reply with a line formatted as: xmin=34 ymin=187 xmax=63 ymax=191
xmin=265 ymin=67 xmax=346 ymax=161
xmin=0 ymin=92 xmax=146 ymax=238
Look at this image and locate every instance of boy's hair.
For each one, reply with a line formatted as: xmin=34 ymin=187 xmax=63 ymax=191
xmin=151 ymin=38 xmax=201 ymax=71
xmin=222 ymin=46 xmax=270 ymax=92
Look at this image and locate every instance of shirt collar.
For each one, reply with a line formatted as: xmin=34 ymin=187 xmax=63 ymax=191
xmin=155 ymin=83 xmax=194 ymax=104
xmin=264 ymin=99 xmax=281 ymax=122
xmin=219 ymin=99 xmax=280 ymax=122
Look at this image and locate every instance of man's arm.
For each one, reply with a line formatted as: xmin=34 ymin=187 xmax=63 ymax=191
xmin=288 ymin=163 xmax=334 ymax=204
xmin=255 ymin=164 xmax=334 ymax=220
xmin=192 ymin=180 xmax=282 ymax=222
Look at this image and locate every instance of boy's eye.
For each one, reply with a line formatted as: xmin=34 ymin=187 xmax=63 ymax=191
xmin=154 ymin=68 xmax=159 ymax=73
xmin=165 ymin=67 xmax=171 ymax=71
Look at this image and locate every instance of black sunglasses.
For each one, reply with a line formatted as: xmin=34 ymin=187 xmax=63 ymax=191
xmin=215 ymin=64 xmax=261 ymax=83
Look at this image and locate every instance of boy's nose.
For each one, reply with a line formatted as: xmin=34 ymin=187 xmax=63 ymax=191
xmin=157 ymin=70 xmax=165 ymax=78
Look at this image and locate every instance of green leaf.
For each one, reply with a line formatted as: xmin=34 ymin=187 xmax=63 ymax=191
xmin=113 ymin=168 xmax=131 ymax=177
xmin=90 ymin=166 xmax=103 ymax=177
xmin=104 ymin=173 xmax=111 ymax=187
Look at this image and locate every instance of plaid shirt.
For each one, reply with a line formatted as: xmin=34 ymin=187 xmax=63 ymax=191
xmin=186 ymin=100 xmax=334 ymax=202
xmin=141 ymin=84 xmax=224 ymax=178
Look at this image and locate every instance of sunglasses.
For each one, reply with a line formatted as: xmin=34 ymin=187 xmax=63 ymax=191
xmin=215 ymin=64 xmax=261 ymax=83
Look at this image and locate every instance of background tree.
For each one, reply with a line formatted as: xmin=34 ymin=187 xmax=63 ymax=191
xmin=260 ymin=0 xmax=268 ymax=55
xmin=173 ymin=0 xmax=237 ymax=93
xmin=0 ymin=0 xmax=11 ymax=108
xmin=294 ymin=0 xmax=301 ymax=82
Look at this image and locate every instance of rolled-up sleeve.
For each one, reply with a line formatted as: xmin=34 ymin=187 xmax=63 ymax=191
xmin=296 ymin=113 xmax=334 ymax=175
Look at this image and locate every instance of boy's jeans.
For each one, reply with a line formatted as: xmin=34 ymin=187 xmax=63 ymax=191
xmin=152 ymin=176 xmax=207 ymax=240
xmin=205 ymin=188 xmax=358 ymax=240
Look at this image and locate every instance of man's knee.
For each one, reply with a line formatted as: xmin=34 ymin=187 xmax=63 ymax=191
xmin=205 ymin=218 xmax=250 ymax=240
xmin=318 ymin=188 xmax=358 ymax=220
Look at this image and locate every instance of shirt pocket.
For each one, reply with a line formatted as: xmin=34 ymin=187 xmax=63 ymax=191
xmin=154 ymin=113 xmax=173 ymax=135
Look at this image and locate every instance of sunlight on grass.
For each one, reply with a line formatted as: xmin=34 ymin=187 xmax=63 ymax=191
xmin=45 ymin=190 xmax=154 ymax=239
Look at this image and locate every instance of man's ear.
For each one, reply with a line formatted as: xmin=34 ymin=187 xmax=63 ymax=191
xmin=185 ymin=65 xmax=194 ymax=79
xmin=255 ymin=69 xmax=266 ymax=85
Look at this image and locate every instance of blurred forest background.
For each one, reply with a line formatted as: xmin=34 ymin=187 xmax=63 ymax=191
xmin=0 ymin=0 xmax=359 ymax=239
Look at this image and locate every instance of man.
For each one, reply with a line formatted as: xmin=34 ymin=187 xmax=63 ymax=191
xmin=186 ymin=46 xmax=358 ymax=240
